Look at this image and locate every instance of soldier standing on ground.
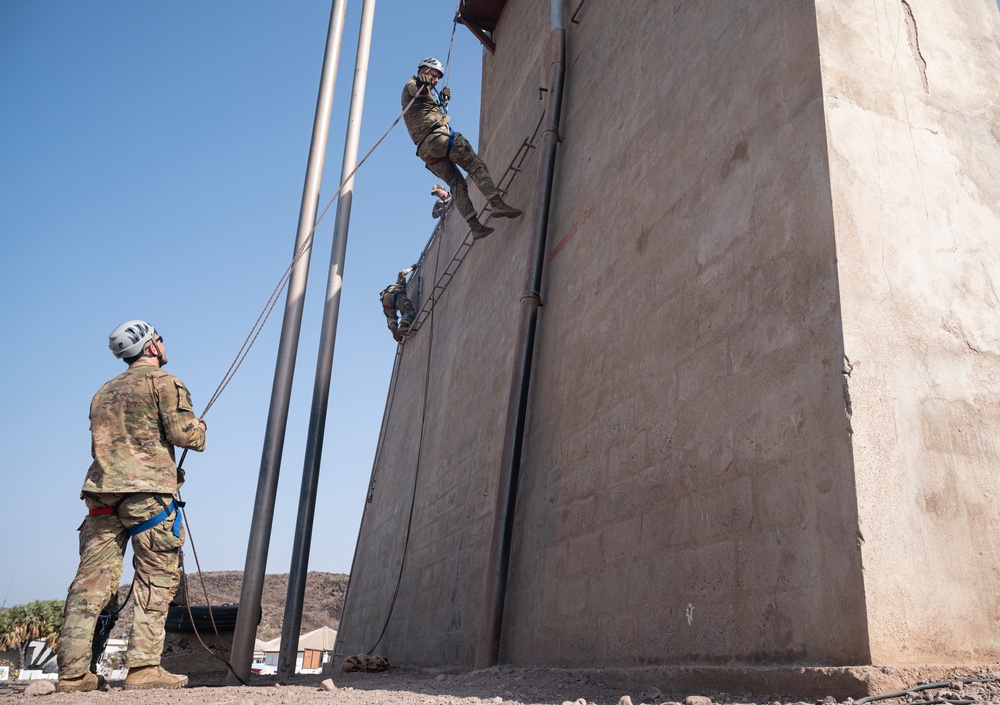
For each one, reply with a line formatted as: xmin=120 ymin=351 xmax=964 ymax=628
xmin=431 ymin=183 xmax=452 ymax=219
xmin=402 ymin=57 xmax=522 ymax=240
xmin=381 ymin=265 xmax=419 ymax=341
xmin=57 ymin=320 xmax=207 ymax=693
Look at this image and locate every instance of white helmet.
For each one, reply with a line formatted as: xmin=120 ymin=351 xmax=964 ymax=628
xmin=417 ymin=57 xmax=444 ymax=75
xmin=109 ymin=319 xmax=156 ymax=359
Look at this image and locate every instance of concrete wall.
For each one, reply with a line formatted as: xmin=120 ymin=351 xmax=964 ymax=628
xmin=338 ymin=0 xmax=1000 ymax=679
xmin=815 ymin=0 xmax=1000 ymax=664
xmin=489 ymin=0 xmax=869 ymax=667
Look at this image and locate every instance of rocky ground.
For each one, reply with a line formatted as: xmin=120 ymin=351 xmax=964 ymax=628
xmin=2 ymin=666 xmax=999 ymax=705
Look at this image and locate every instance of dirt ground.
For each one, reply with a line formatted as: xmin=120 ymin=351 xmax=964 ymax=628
xmin=2 ymin=666 xmax=1000 ymax=705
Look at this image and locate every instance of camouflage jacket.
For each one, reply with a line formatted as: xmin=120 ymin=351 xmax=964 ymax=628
xmin=380 ymin=266 xmax=415 ymax=304
xmin=432 ymin=194 xmax=452 ymax=219
xmin=82 ymin=362 xmax=206 ymax=495
xmin=401 ymin=76 xmax=450 ymax=145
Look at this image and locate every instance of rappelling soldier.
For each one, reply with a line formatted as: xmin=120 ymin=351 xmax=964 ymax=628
xmin=431 ymin=183 xmax=452 ymax=219
xmin=57 ymin=320 xmax=207 ymax=692
xmin=402 ymin=57 xmax=522 ymax=240
xmin=381 ymin=264 xmax=418 ymax=341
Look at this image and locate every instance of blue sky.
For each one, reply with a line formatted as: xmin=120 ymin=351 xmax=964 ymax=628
xmin=0 ymin=1 xmax=484 ymax=607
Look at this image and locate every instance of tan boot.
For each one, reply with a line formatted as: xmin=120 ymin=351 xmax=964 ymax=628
xmin=488 ymin=195 xmax=522 ymax=219
xmin=468 ymin=218 xmax=495 ymax=240
xmin=124 ymin=665 xmax=188 ymax=690
xmin=57 ymin=672 xmax=99 ymax=693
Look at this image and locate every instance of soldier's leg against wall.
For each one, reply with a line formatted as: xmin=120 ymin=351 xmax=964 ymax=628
xmin=121 ymin=494 xmax=184 ymax=668
xmin=58 ymin=508 xmax=128 ymax=679
xmin=397 ymin=294 xmax=416 ymax=328
xmin=448 ymin=132 xmax=501 ymax=201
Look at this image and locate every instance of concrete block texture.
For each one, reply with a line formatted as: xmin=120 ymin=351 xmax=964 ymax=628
xmin=815 ymin=0 xmax=1000 ymax=664
xmin=337 ymin=0 xmax=1000 ymax=680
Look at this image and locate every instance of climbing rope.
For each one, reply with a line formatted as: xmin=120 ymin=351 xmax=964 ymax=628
xmin=352 ymin=105 xmax=547 ymax=655
xmin=174 ymin=487 xmax=248 ymax=685
xmin=135 ymin=87 xmax=427 ymax=678
xmin=365 ymin=208 xmax=444 ymax=656
xmin=445 ymin=3 xmax=460 ymax=88
xmin=855 ymin=677 xmax=997 ymax=705
xmin=194 ymin=88 xmax=426 ymax=426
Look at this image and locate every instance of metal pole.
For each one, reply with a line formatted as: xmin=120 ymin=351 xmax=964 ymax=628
xmin=475 ymin=0 xmax=566 ymax=670
xmin=277 ymin=0 xmax=376 ymax=679
xmin=227 ymin=0 xmax=349 ymax=684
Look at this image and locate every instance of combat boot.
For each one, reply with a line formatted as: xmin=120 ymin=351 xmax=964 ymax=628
xmin=123 ymin=665 xmax=188 ymax=690
xmin=468 ymin=218 xmax=495 ymax=240
xmin=388 ymin=321 xmax=401 ymax=342
xmin=57 ymin=672 xmax=99 ymax=693
xmin=488 ymin=195 xmax=522 ymax=219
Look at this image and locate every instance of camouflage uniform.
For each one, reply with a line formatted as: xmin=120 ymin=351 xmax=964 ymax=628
xmin=58 ymin=364 xmax=206 ymax=679
xmin=402 ymin=77 xmax=502 ymax=226
xmin=380 ymin=266 xmax=416 ymax=341
xmin=432 ymin=193 xmax=452 ymax=219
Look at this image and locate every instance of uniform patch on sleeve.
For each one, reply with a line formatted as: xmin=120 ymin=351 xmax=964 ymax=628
xmin=174 ymin=381 xmax=194 ymax=412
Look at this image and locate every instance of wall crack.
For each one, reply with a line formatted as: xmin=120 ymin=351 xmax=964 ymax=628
xmin=842 ymin=356 xmax=854 ymax=430
xmin=900 ymin=0 xmax=929 ymax=92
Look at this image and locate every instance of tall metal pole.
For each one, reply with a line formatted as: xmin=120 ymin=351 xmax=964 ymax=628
xmin=276 ymin=0 xmax=377 ymax=679
xmin=475 ymin=0 xmax=566 ymax=670
xmin=227 ymin=0 xmax=350 ymax=684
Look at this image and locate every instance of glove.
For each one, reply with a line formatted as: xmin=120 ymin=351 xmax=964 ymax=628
xmin=415 ymin=73 xmax=435 ymax=86
xmin=411 ymin=263 xmax=419 ymax=270
xmin=440 ymin=86 xmax=451 ymax=103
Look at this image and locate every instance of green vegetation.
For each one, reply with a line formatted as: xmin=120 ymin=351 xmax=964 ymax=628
xmin=0 ymin=600 xmax=64 ymax=670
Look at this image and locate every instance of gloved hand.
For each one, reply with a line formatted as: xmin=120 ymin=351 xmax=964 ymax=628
xmin=440 ymin=86 xmax=451 ymax=105
xmin=411 ymin=263 xmax=419 ymax=270
xmin=416 ymin=73 xmax=435 ymax=85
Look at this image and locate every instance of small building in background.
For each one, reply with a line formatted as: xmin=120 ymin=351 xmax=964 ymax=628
xmin=260 ymin=626 xmax=337 ymax=674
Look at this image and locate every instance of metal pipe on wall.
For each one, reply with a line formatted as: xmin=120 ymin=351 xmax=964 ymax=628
xmin=227 ymin=0 xmax=350 ymax=684
xmin=277 ymin=0 xmax=377 ymax=679
xmin=475 ymin=0 xmax=567 ymax=670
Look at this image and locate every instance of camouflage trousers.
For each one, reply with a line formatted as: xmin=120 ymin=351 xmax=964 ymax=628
xmin=58 ymin=492 xmax=185 ymax=678
xmin=418 ymin=129 xmax=500 ymax=225
xmin=382 ymin=289 xmax=415 ymax=328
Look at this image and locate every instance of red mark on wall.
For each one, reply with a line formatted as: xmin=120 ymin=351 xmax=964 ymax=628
xmin=544 ymin=205 xmax=596 ymax=269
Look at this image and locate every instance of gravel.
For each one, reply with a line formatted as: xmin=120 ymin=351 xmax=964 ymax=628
xmin=1 ymin=666 xmax=998 ymax=705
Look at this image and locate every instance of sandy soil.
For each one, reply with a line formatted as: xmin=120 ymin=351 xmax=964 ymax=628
xmin=3 ymin=666 xmax=1000 ymax=705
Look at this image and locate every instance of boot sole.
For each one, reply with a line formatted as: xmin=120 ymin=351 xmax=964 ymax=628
xmin=57 ymin=685 xmax=98 ymax=693
xmin=57 ymin=675 xmax=100 ymax=693
xmin=123 ymin=680 xmax=188 ymax=690
xmin=489 ymin=210 xmax=522 ymax=219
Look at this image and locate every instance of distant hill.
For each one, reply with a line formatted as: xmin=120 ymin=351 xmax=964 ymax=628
xmin=106 ymin=571 xmax=348 ymax=641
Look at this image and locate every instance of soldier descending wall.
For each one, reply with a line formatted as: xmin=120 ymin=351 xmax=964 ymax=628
xmin=337 ymin=0 xmax=1000 ymax=696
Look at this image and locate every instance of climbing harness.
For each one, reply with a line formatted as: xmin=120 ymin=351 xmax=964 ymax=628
xmin=128 ymin=498 xmax=183 ymax=538
xmin=87 ymin=496 xmax=183 ymax=538
xmin=414 ymin=124 xmax=454 ymax=163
